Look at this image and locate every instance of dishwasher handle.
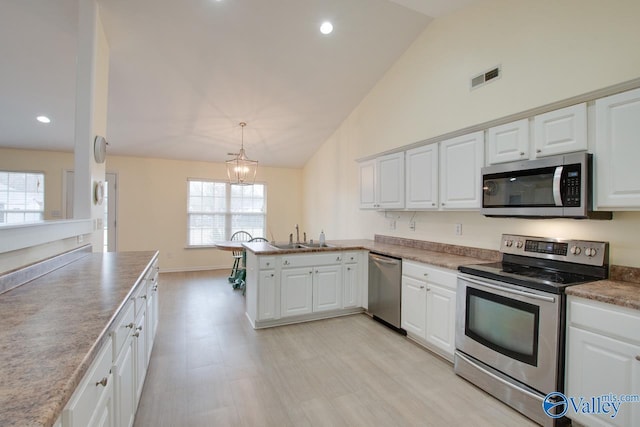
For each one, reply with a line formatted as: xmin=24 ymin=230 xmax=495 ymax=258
xmin=369 ymin=254 xmax=400 ymax=266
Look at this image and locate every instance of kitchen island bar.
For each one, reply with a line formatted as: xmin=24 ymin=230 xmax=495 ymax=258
xmin=0 ymin=249 xmax=158 ymax=427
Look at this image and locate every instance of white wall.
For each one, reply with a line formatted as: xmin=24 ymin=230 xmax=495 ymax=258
xmin=302 ymin=0 xmax=640 ymax=267
xmin=106 ymin=155 xmax=302 ymax=271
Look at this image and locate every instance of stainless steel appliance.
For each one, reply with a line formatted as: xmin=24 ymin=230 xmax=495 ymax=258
xmin=455 ymin=234 xmax=609 ymax=427
xmin=481 ymin=152 xmax=611 ymax=219
xmin=368 ymin=252 xmax=403 ymax=332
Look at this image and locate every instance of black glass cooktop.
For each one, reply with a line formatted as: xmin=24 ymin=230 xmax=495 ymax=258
xmin=458 ymin=261 xmax=602 ymax=294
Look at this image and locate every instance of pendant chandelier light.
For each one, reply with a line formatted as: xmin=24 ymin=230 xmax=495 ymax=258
xmin=226 ymin=122 xmax=258 ymax=185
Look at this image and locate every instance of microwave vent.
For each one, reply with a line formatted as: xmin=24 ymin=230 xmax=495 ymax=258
xmin=471 ymin=66 xmax=501 ymax=90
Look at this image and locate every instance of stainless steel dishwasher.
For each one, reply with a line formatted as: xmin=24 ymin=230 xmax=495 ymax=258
xmin=368 ymin=252 xmax=404 ymax=333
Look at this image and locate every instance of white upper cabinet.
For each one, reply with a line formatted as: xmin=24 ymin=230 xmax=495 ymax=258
xmin=439 ymin=131 xmax=484 ymax=209
xmin=405 ymin=144 xmax=439 ymax=210
xmin=595 ymin=87 xmax=640 ymax=209
xmin=358 ymin=159 xmax=376 ymax=209
xmin=376 ymin=152 xmax=405 ymax=209
xmin=487 ymin=119 xmax=529 ymax=165
xmin=358 ymin=153 xmax=404 ymax=209
xmin=533 ymin=103 xmax=587 ymax=158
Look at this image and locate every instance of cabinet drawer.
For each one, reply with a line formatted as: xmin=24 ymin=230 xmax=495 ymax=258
xmin=568 ymin=297 xmax=640 ymax=343
xmin=112 ymin=301 xmax=134 ymax=361
xmin=282 ymin=252 xmax=343 ymax=268
xmin=259 ymin=257 xmax=276 ymax=270
xmin=343 ymin=251 xmax=360 ymax=264
xmin=132 ymin=280 xmax=148 ymax=317
xmin=402 ymin=260 xmax=456 ymax=290
xmin=63 ymin=339 xmax=113 ymax=427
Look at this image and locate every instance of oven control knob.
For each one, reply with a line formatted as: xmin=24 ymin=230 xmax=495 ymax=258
xmin=585 ymin=247 xmax=597 ymax=257
xmin=516 ymin=241 xmax=523 ymax=249
xmin=570 ymin=246 xmax=581 ymax=255
xmin=504 ymin=240 xmax=513 ymax=247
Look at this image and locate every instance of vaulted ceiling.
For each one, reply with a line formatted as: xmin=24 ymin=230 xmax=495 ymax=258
xmin=0 ymin=0 xmax=480 ymax=168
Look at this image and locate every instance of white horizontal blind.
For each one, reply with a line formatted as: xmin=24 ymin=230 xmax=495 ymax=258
xmin=187 ymin=179 xmax=266 ymax=246
xmin=0 ymin=171 xmax=45 ymax=224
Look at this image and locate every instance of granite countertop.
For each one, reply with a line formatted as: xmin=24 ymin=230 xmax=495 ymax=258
xmin=566 ymin=265 xmax=640 ymax=311
xmin=244 ymin=236 xmax=501 ymax=271
xmin=0 ymin=250 xmax=158 ymax=427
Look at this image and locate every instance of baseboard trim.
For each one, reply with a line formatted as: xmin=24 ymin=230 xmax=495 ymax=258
xmin=159 ymin=265 xmax=230 ymax=273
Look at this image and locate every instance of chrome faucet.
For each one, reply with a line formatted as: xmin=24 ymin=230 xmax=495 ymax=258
xmin=295 ymin=224 xmax=300 ymax=243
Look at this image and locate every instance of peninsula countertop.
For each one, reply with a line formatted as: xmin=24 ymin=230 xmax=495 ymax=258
xmin=0 ymin=250 xmax=158 ymax=427
xmin=243 ymin=236 xmax=501 ymax=271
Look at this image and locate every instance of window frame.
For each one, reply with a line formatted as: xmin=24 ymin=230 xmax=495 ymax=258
xmin=0 ymin=170 xmax=46 ymax=224
xmin=186 ymin=178 xmax=267 ymax=248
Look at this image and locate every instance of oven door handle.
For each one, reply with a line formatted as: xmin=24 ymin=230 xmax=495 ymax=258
xmin=459 ymin=274 xmax=556 ymax=303
xmin=553 ymin=166 xmax=564 ymax=206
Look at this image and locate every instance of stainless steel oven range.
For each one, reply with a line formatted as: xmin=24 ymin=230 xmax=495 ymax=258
xmin=455 ymin=234 xmax=609 ymax=427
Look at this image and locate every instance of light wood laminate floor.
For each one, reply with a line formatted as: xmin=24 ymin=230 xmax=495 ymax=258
xmin=134 ymin=270 xmax=537 ymax=427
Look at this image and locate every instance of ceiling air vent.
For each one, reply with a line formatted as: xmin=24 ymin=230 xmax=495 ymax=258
xmin=470 ymin=65 xmax=501 ymax=90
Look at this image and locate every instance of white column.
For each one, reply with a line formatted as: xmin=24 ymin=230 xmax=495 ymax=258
xmin=73 ymin=0 xmax=109 ymax=251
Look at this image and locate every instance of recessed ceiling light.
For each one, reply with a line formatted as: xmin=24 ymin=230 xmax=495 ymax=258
xmin=36 ymin=116 xmax=51 ymax=124
xmin=320 ymin=21 xmax=333 ymax=35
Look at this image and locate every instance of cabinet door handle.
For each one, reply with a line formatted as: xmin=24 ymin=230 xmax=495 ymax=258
xmin=136 ymin=325 xmax=143 ymax=331
xmin=419 ymin=285 xmax=425 ymax=289
xmin=140 ymin=295 xmax=147 ymax=300
xmin=441 ymin=202 xmax=445 ymax=206
xmin=431 ymin=203 xmax=436 ymax=207
xmin=423 ymin=273 xmax=428 ymax=277
xmin=426 ymin=288 xmax=431 ymax=291
xmin=125 ymin=322 xmax=135 ymax=329
xmin=269 ymin=273 xmax=274 ymax=277
xmin=520 ymin=152 xmax=525 ymax=156
xmin=96 ymin=377 xmax=108 ymax=387
xmin=347 ymin=267 xmax=351 ymax=271
xmin=133 ymin=332 xmax=140 ymax=338
xmin=336 ymin=257 xmax=341 ymax=262
xmin=536 ymin=149 xmax=542 ymax=153
xmin=636 ymin=355 xmax=640 ymax=361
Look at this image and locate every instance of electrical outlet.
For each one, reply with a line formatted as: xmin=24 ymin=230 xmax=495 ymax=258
xmin=409 ymin=221 xmax=416 ymax=231
xmin=455 ymin=223 xmax=463 ymax=236
xmin=77 ymin=235 xmax=84 ymax=244
xmin=389 ymin=220 xmax=396 ymax=230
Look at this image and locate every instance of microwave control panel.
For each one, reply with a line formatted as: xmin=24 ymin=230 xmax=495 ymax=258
xmin=563 ymin=165 xmax=581 ymax=207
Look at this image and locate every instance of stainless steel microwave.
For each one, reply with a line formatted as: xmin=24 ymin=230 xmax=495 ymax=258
xmin=481 ymin=152 xmax=611 ymax=219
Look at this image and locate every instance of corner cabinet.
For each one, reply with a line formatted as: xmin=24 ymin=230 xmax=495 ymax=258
xmin=245 ymin=250 xmax=366 ymax=328
xmin=565 ymin=296 xmax=640 ymax=427
xmin=595 ymin=87 xmax=640 ymax=209
xmin=439 ymin=131 xmax=484 ymax=209
xmin=358 ymin=152 xmax=405 ymax=210
xmin=401 ymin=260 xmax=457 ymax=361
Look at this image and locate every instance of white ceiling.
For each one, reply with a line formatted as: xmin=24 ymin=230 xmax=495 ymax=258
xmin=0 ymin=0 xmax=480 ymax=168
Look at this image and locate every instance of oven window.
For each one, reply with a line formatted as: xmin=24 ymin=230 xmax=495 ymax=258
xmin=465 ymin=287 xmax=539 ymax=366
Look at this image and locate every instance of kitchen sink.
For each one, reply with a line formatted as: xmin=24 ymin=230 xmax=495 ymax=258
xmin=269 ymin=242 xmax=334 ymax=250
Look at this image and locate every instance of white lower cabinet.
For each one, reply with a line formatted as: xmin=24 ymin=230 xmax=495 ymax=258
xmin=566 ymin=297 xmax=640 ymax=427
xmin=63 ymin=340 xmax=115 ymax=427
xmin=342 ymin=262 xmax=360 ymax=309
xmin=281 ymin=267 xmax=314 ymax=317
xmin=401 ymin=260 xmax=457 ymax=360
xmin=246 ymin=251 xmax=365 ymax=327
xmin=312 ymin=265 xmax=342 ymax=312
xmin=63 ymin=257 xmax=159 ymax=427
xmin=114 ymin=335 xmax=135 ymax=427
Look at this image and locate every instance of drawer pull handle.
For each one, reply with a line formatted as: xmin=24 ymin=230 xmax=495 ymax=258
xmin=152 ymin=286 xmax=158 ymax=291
xmin=420 ymin=285 xmax=425 ymax=289
xmin=136 ymin=325 xmax=143 ymax=331
xmin=423 ymin=273 xmax=428 ymax=277
xmin=636 ymin=355 xmax=640 ymax=362
xmin=125 ymin=322 xmax=135 ymax=329
xmin=96 ymin=377 xmax=108 ymax=387
xmin=133 ymin=332 xmax=140 ymax=338
xmin=140 ymin=295 xmax=147 ymax=300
